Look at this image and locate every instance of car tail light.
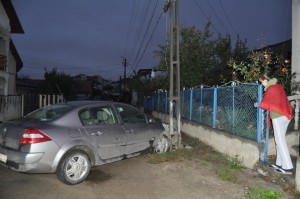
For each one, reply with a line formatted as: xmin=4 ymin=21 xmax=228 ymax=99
xmin=20 ymin=128 xmax=52 ymax=145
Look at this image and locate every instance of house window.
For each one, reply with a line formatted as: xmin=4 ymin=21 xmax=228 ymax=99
xmin=0 ymin=55 xmax=7 ymax=71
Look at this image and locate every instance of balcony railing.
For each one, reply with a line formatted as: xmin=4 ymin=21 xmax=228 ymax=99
xmin=288 ymin=94 xmax=300 ymax=130
xmin=0 ymin=55 xmax=7 ymax=71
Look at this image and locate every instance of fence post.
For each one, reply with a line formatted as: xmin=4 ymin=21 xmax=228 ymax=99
xmin=165 ymin=90 xmax=168 ymax=113
xmin=21 ymin=94 xmax=24 ymax=117
xmin=151 ymin=95 xmax=154 ymax=111
xmin=257 ymin=84 xmax=263 ymax=143
xmin=143 ymin=96 xmax=146 ymax=113
xmin=189 ymin=88 xmax=193 ymax=121
xmin=153 ymin=91 xmax=156 ymax=111
xmin=181 ymin=88 xmax=185 ymax=118
xmin=257 ymin=84 xmax=268 ymax=163
xmin=200 ymin=86 xmax=203 ymax=122
xmin=213 ymin=87 xmax=218 ymax=128
xmin=232 ymin=82 xmax=235 ymax=133
xmin=158 ymin=91 xmax=161 ymax=112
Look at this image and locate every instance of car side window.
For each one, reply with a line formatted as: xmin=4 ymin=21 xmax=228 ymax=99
xmin=79 ymin=109 xmax=94 ymax=126
xmin=93 ymin=106 xmax=116 ymax=125
xmin=79 ymin=106 xmax=116 ymax=126
xmin=116 ymin=104 xmax=146 ymax=124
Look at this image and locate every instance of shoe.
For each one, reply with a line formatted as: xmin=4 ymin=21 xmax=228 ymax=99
xmin=274 ymin=168 xmax=292 ymax=175
xmin=268 ymin=164 xmax=281 ymax=169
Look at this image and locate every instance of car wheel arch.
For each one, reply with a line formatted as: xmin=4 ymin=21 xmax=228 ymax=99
xmin=52 ymin=144 xmax=96 ymax=172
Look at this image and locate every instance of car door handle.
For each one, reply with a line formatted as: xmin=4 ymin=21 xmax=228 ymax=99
xmin=91 ymin=131 xmax=102 ymax=136
xmin=125 ymin=129 xmax=133 ymax=133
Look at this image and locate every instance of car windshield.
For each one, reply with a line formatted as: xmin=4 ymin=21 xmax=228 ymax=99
xmin=25 ymin=104 xmax=74 ymax=122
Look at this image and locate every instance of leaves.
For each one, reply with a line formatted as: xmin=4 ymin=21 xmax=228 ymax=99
xmin=153 ymin=22 xmax=248 ymax=88
xmin=229 ymin=48 xmax=297 ymax=94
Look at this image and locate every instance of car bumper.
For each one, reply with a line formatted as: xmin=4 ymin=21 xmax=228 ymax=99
xmin=0 ymin=141 xmax=60 ymax=173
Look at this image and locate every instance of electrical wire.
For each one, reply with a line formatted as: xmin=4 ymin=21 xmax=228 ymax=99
xmin=131 ymin=0 xmax=159 ymax=68
xmin=128 ymin=0 xmax=153 ymax=63
xmin=205 ymin=0 xmax=229 ymax=33
xmin=217 ymin=0 xmax=238 ymax=36
xmin=192 ymin=0 xmax=220 ymax=34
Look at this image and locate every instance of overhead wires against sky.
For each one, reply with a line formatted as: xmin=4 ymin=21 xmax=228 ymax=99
xmin=123 ymin=0 xmax=164 ymax=77
xmin=14 ymin=0 xmax=292 ymax=80
xmin=131 ymin=0 xmax=159 ymax=68
xmin=192 ymin=0 xmax=238 ymax=36
xmin=217 ymin=0 xmax=238 ymax=36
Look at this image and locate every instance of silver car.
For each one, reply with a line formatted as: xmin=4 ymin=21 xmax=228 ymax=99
xmin=0 ymin=101 xmax=171 ymax=185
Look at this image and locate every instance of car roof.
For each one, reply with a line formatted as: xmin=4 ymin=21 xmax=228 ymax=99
xmin=63 ymin=100 xmax=113 ymax=107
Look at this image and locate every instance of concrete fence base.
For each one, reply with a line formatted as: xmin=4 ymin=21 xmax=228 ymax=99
xmin=152 ymin=111 xmax=298 ymax=170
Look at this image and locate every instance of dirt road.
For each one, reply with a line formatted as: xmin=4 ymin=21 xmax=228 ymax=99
xmin=0 ymin=154 xmax=296 ymax=199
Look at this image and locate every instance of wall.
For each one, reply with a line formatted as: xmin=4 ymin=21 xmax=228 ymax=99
xmin=153 ymin=111 xmax=298 ymax=169
xmin=292 ymin=0 xmax=300 ymax=82
xmin=7 ymin=50 xmax=16 ymax=94
xmin=0 ymin=95 xmax=22 ymax=121
xmin=0 ymin=3 xmax=10 ymax=33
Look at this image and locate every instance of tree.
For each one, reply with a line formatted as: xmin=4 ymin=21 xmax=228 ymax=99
xmin=154 ymin=22 xmax=248 ymax=88
xmin=228 ymin=48 xmax=296 ymax=95
xmin=38 ymin=68 xmax=76 ymax=100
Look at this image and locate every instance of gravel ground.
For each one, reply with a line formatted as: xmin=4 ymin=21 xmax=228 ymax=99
xmin=0 ymin=153 xmax=297 ymax=199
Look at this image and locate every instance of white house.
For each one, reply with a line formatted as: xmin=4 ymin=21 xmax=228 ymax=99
xmin=0 ymin=0 xmax=23 ymax=95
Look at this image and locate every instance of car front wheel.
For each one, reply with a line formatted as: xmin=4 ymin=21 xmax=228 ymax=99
xmin=153 ymin=135 xmax=171 ymax=154
xmin=57 ymin=150 xmax=91 ymax=185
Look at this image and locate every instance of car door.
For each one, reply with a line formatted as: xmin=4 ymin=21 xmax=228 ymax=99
xmin=114 ymin=104 xmax=153 ymax=155
xmin=79 ymin=106 xmax=126 ymax=160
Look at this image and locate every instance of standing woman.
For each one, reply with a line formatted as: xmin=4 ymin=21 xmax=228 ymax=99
xmin=259 ymin=72 xmax=293 ymax=174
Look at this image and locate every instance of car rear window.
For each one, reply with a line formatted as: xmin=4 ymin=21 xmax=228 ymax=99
xmin=25 ymin=104 xmax=74 ymax=121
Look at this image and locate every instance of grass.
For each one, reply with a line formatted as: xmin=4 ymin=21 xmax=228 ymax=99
xmin=215 ymin=154 xmax=244 ymax=182
xmin=147 ymin=134 xmax=243 ymax=183
xmin=146 ymin=133 xmax=298 ymax=198
xmin=147 ymin=133 xmax=227 ymax=165
xmin=245 ymin=187 xmax=284 ymax=199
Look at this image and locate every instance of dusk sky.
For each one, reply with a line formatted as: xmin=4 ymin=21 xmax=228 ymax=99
xmin=11 ymin=0 xmax=292 ymax=81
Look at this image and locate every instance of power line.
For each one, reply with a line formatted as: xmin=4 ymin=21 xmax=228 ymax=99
xmin=127 ymin=0 xmax=154 ymax=64
xmin=217 ymin=0 xmax=238 ymax=36
xmin=205 ymin=0 xmax=229 ymax=33
xmin=192 ymin=0 xmax=220 ymax=34
xmin=131 ymin=0 xmax=159 ymax=68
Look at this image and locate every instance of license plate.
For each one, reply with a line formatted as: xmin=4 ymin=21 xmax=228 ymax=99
xmin=0 ymin=153 xmax=7 ymax=163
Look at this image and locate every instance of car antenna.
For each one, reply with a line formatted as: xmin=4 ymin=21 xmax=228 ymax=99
xmin=56 ymin=84 xmax=67 ymax=103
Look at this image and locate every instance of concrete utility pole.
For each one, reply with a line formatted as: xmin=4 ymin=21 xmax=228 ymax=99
xmin=121 ymin=57 xmax=127 ymax=101
xmin=122 ymin=57 xmax=127 ymax=79
xmin=164 ymin=0 xmax=181 ymax=149
xmin=292 ymin=0 xmax=300 ymax=192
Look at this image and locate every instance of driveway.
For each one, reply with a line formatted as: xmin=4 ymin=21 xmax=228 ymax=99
xmin=0 ymin=154 xmax=296 ymax=199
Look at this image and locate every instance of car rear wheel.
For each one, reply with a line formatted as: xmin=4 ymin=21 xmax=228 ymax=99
xmin=153 ymin=135 xmax=171 ymax=154
xmin=57 ymin=150 xmax=91 ymax=185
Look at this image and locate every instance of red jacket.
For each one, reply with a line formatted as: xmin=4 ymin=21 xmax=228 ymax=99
xmin=259 ymin=83 xmax=292 ymax=127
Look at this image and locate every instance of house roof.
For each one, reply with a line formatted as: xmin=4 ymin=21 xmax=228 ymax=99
xmin=254 ymin=39 xmax=291 ymax=59
xmin=10 ymin=40 xmax=23 ymax=71
xmin=136 ymin=69 xmax=152 ymax=77
xmin=1 ymin=0 xmax=24 ymax=33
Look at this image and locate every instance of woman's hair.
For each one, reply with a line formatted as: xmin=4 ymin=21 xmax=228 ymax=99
xmin=259 ymin=71 xmax=273 ymax=82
